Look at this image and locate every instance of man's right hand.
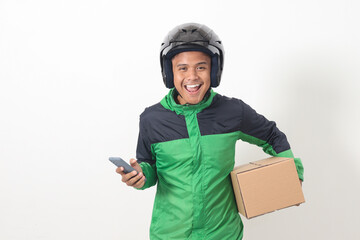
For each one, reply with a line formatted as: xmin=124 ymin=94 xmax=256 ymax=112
xmin=116 ymin=158 xmax=146 ymax=189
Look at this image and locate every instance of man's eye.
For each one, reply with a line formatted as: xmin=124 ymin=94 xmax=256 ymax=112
xmin=179 ymin=67 xmax=187 ymax=71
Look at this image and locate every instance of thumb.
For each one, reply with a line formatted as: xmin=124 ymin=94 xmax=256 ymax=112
xmin=130 ymin=158 xmax=142 ymax=173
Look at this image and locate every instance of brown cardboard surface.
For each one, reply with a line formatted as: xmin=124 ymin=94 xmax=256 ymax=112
xmin=230 ymin=170 xmax=246 ymax=216
xmin=231 ymin=157 xmax=305 ymax=219
xmin=250 ymin=157 xmax=289 ymax=167
xmin=232 ymin=162 xmax=260 ymax=172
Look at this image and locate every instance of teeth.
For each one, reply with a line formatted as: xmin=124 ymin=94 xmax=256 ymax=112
xmin=186 ymin=84 xmax=200 ymax=88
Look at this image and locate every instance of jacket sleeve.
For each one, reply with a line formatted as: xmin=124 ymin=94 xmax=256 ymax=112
xmin=238 ymin=100 xmax=304 ymax=181
xmin=134 ymin=114 xmax=158 ymax=190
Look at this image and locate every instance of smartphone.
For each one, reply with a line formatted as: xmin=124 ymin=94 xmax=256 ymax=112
xmin=109 ymin=157 xmax=137 ymax=174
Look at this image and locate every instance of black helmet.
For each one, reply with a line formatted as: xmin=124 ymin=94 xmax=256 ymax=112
xmin=160 ymin=23 xmax=224 ymax=88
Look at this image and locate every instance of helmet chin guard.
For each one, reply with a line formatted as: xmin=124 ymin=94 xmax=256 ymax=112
xmin=160 ymin=23 xmax=224 ymax=88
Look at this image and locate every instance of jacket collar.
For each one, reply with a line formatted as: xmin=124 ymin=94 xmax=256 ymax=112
xmin=160 ymin=88 xmax=217 ymax=115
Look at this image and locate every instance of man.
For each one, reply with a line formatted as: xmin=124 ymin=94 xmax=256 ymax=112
xmin=116 ymin=23 xmax=304 ymax=240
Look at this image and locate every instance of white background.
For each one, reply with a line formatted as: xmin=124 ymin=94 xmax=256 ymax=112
xmin=1 ymin=0 xmax=359 ymax=239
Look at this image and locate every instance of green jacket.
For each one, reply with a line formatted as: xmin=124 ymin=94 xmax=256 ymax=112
xmin=136 ymin=89 xmax=304 ymax=240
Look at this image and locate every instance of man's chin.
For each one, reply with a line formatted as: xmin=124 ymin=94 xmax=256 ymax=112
xmin=183 ymin=95 xmax=203 ymax=105
xmin=176 ymin=88 xmax=207 ymax=105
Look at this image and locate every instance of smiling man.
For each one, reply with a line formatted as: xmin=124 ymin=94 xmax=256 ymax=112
xmin=116 ymin=23 xmax=304 ymax=240
xmin=172 ymin=51 xmax=211 ymax=105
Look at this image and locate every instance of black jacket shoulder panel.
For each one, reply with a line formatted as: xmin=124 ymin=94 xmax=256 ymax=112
xmin=198 ymin=94 xmax=243 ymax=136
xmin=140 ymin=103 xmax=189 ymax=144
xmin=136 ymin=102 xmax=188 ymax=164
xmin=198 ymin=94 xmax=290 ymax=154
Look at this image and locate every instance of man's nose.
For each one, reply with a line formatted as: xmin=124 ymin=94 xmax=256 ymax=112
xmin=186 ymin=68 xmax=199 ymax=80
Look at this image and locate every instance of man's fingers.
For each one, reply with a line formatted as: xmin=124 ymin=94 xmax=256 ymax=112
xmin=133 ymin=175 xmax=146 ymax=189
xmin=114 ymin=159 xmax=144 ymax=188
xmin=130 ymin=158 xmax=142 ymax=173
xmin=126 ymin=172 xmax=143 ymax=186
xmin=116 ymin=167 xmax=124 ymax=175
xmin=120 ymin=170 xmax=138 ymax=183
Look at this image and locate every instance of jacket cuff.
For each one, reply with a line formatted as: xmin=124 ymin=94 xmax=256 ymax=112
xmin=276 ymin=149 xmax=304 ymax=181
xmin=134 ymin=162 xmax=158 ymax=190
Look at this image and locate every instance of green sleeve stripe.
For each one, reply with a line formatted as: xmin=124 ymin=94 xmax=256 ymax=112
xmin=293 ymin=158 xmax=304 ymax=181
xmin=238 ymin=131 xmax=304 ymax=181
xmin=275 ymin=149 xmax=294 ymax=158
xmin=276 ymin=149 xmax=304 ymax=181
xmin=238 ymin=131 xmax=278 ymax=156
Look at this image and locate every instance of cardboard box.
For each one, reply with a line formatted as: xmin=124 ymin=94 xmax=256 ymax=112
xmin=230 ymin=157 xmax=305 ymax=219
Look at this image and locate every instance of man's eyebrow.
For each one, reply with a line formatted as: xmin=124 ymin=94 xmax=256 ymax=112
xmin=176 ymin=62 xmax=208 ymax=67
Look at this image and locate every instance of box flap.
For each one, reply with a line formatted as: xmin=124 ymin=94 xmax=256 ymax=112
xmin=250 ymin=157 xmax=291 ymax=167
xmin=232 ymin=162 xmax=262 ymax=173
xmin=233 ymin=157 xmax=291 ymax=174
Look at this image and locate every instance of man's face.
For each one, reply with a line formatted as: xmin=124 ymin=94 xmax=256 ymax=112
xmin=172 ymin=51 xmax=211 ymax=105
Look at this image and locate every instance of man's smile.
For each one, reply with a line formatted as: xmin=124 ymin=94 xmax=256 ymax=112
xmin=184 ymin=84 xmax=202 ymax=93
